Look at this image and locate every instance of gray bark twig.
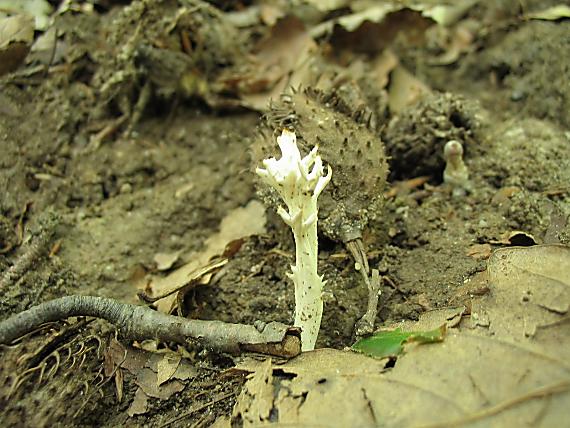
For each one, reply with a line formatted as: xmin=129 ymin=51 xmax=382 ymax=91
xmin=0 ymin=296 xmax=301 ymax=358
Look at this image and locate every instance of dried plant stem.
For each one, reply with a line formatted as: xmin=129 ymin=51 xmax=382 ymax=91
xmin=0 ymin=296 xmax=300 ymax=358
xmin=348 ymin=238 xmax=382 ymax=337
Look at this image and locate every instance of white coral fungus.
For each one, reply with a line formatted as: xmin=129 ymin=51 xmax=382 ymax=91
xmin=256 ymin=129 xmax=332 ymax=351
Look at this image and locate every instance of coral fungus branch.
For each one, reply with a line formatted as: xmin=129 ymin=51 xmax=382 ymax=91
xmin=256 ymin=129 xmax=331 ymax=351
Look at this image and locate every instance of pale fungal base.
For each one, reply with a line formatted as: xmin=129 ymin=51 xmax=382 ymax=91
xmin=256 ymin=129 xmax=332 ymax=351
xmin=443 ymin=140 xmax=470 ymax=196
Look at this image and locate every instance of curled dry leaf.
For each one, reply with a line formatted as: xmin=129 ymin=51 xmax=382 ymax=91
xmin=489 ymin=230 xmax=537 ymax=247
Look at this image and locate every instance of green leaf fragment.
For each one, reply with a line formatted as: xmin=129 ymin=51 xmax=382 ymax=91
xmin=352 ymin=324 xmax=447 ymax=358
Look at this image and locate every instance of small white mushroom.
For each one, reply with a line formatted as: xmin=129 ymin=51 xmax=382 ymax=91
xmin=443 ymin=140 xmax=470 ymax=196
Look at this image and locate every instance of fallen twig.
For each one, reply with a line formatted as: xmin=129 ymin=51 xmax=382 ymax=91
xmin=0 ymin=295 xmax=301 ymax=358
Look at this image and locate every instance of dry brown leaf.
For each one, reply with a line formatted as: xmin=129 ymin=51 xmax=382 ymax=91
xmin=416 ymin=0 xmax=480 ymax=26
xmin=137 ymin=339 xmax=159 ymax=352
xmin=383 ymin=333 xmax=570 ymax=427
xmin=259 ymin=5 xmax=285 ymax=26
xmin=28 ymin=26 xmax=66 ymax=65
xmin=171 ymin=359 xmax=197 ymax=381
xmin=473 ymin=244 xmax=570 ymax=339
xmin=449 ymin=270 xmax=490 ymax=305
xmin=233 ymin=332 xmax=570 ymax=427
xmin=492 ymin=185 xmax=521 ymax=205
xmin=156 ymin=353 xmax=181 ymax=386
xmin=146 ymin=352 xmax=195 ymax=376
xmin=311 ymin=1 xmax=478 ymax=56
xmin=303 ymin=0 xmax=349 ymax=12
xmin=384 ymin=176 xmax=430 ymax=198
xmin=114 ymin=368 xmax=124 ymax=403
xmin=234 ymin=16 xmax=317 ymax=111
xmin=326 ymin=4 xmax=399 ymax=33
xmin=0 ymin=0 xmax=53 ymax=30
xmin=203 ymin=200 xmax=266 ymax=253
xmin=428 ymin=23 xmax=476 ymax=66
xmin=103 ymin=339 xmax=149 ymax=376
xmin=120 ymin=346 xmax=150 ymax=375
xmin=391 ymin=306 xmax=465 ymax=332
xmin=128 ymin=264 xmax=149 ymax=291
xmin=231 ymin=246 xmax=570 ymax=426
xmin=135 ymin=368 xmax=185 ymax=400
xmin=103 ymin=338 xmax=126 ymax=377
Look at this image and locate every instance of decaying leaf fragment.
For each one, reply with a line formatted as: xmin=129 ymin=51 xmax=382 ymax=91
xmin=224 ymin=16 xmax=316 ymax=110
xmin=128 ymin=388 xmax=149 ymax=417
xmin=135 ymin=367 xmax=185 ymax=400
xmin=103 ymin=338 xmax=198 ymax=417
xmin=232 ymin=358 xmax=274 ymax=425
xmin=527 ymin=5 xmax=570 ymax=21
xmin=156 ymin=353 xmax=181 ymax=386
xmin=0 ymin=13 xmax=34 ymax=75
